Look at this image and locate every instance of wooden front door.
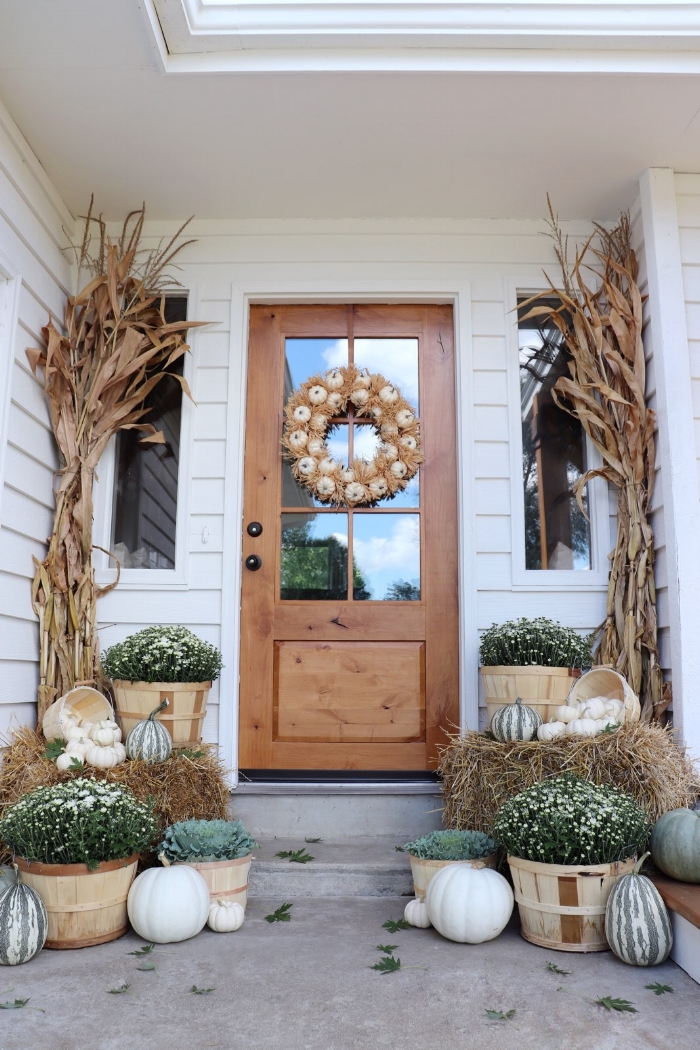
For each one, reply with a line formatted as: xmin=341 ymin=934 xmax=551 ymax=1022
xmin=239 ymin=304 xmax=458 ymax=771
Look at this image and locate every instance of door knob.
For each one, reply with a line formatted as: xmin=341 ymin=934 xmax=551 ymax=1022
xmin=247 ymin=521 xmax=263 ymax=537
xmin=245 ymin=554 xmax=262 ymax=571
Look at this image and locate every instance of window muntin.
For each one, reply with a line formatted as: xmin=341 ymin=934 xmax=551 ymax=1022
xmin=518 ymin=296 xmax=591 ymax=572
xmin=111 ymin=296 xmax=187 ymax=570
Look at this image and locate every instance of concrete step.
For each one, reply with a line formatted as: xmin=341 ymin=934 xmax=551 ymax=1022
xmin=230 ymin=782 xmax=444 ymax=841
xmin=248 ymin=836 xmax=415 ymax=898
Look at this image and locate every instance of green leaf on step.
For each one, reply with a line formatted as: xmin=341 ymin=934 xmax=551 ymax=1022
xmin=595 ymin=996 xmax=637 ymax=1013
xmin=394 ymin=845 xmax=405 ymax=852
xmin=546 ymin=961 xmax=571 ymax=975
xmin=304 ymin=837 xmax=321 ymax=843
xmin=136 ymin=961 xmax=157 ymax=972
xmin=371 ymin=954 xmax=401 ymax=975
xmin=275 ymin=849 xmax=314 ymax=863
xmin=0 ymin=999 xmax=31 ymax=1010
xmin=127 ymin=943 xmax=156 ymax=955
xmin=485 ymin=1009 xmax=516 ymax=1021
xmin=376 ymin=943 xmax=399 ymax=953
xmin=382 ymin=918 xmax=410 ymax=933
xmin=107 ymin=983 xmax=130 ymax=995
xmin=178 ymin=748 xmax=206 ymax=759
xmin=190 ymin=985 xmax=215 ymax=995
xmin=265 ymin=902 xmax=293 ymax=923
xmin=645 ymin=983 xmax=673 ymax=995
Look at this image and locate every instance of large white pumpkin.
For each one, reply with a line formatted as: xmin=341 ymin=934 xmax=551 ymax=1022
xmin=425 ymin=864 xmax=513 ymax=944
xmin=127 ymin=862 xmax=209 ymax=943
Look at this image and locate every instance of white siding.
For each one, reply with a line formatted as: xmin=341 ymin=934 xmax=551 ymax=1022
xmin=94 ymin=218 xmax=614 ymax=753
xmin=0 ymin=102 xmax=73 ymax=735
xmin=675 ymin=175 xmax=700 ymax=490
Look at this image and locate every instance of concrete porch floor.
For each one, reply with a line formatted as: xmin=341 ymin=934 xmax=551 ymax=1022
xmin=1 ymin=897 xmax=697 ymax=1050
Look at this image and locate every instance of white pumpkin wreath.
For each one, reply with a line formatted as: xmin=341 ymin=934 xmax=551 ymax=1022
xmin=282 ymin=364 xmax=422 ymax=507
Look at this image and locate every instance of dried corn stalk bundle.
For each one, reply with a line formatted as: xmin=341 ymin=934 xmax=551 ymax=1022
xmin=27 ymin=200 xmax=205 ymax=723
xmin=520 ymin=207 xmax=666 ymax=721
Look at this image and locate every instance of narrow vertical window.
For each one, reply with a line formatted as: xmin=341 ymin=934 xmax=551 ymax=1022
xmin=111 ymin=296 xmax=187 ymax=569
xmin=518 ymin=296 xmax=591 ymax=571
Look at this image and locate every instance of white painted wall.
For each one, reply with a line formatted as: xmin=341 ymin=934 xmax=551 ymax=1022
xmin=91 ymin=218 xmax=615 ymax=769
xmin=0 ymin=102 xmax=73 ymax=735
xmin=676 ymin=174 xmax=700 ymax=491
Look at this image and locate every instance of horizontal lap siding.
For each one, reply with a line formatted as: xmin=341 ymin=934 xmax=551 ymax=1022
xmin=0 ymin=105 xmax=72 ymax=734
xmin=676 ymin=176 xmax=700 ymax=497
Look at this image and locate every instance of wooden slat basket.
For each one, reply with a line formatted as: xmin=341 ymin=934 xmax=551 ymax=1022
xmin=508 ymin=855 xmax=636 ymax=952
xmin=481 ymin=666 xmax=581 ymax=726
xmin=112 ymin=681 xmax=211 ymax=748
xmin=15 ymin=855 xmax=138 ymax=949
xmin=180 ymin=856 xmax=252 ymax=911
xmin=409 ymin=854 xmax=498 ymax=901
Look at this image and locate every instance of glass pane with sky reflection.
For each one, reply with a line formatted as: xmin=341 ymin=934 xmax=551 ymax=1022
xmin=354 ymin=338 xmax=419 ymax=412
xmin=352 ymin=514 xmax=420 ymax=601
xmin=280 ymin=512 xmax=349 ymax=600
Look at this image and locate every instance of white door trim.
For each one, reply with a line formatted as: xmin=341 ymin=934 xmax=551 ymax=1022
xmin=221 ymin=279 xmax=476 ymax=783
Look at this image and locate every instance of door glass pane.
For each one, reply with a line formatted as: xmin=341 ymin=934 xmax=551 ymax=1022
xmin=285 ymin=338 xmax=349 ymax=394
xmin=281 ymin=512 xmax=348 ymax=600
xmin=353 ymin=424 xmax=419 ymax=507
xmin=354 ymin=338 xmax=419 ymax=412
xmin=352 ymin=514 xmax=420 ymax=601
xmin=282 ymin=426 xmax=348 ymax=508
xmin=518 ymin=298 xmax=591 ymax=570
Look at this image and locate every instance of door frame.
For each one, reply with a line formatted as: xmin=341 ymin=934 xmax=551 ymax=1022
xmin=220 ymin=278 xmax=476 ymax=785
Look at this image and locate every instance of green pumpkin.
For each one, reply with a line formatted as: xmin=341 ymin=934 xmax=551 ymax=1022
xmin=491 ymin=697 xmax=542 ymax=742
xmin=650 ymin=808 xmax=700 ymax=883
xmin=125 ymin=699 xmax=172 ymax=765
xmin=0 ymin=867 xmax=15 ymax=895
xmin=605 ymin=853 xmax=673 ymax=966
xmin=0 ymin=874 xmax=48 ymax=966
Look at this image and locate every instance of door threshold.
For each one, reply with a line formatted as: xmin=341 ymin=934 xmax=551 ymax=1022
xmin=234 ymin=773 xmax=442 ymax=796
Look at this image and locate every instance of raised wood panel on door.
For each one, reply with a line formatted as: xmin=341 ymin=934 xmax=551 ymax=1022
xmin=240 ymin=304 xmax=458 ymax=770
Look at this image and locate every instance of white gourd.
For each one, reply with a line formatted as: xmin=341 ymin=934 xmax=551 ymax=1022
xmin=307 ymin=385 xmax=328 ymax=405
xmin=127 ymin=860 xmax=210 ymax=943
xmin=113 ymin=742 xmax=127 ymax=762
xmin=605 ymin=699 xmax=624 ymax=719
xmin=537 ymin=721 xmax=567 ymax=742
xmin=90 ymin=726 xmax=116 ymax=747
xmin=0 ymin=876 xmax=48 ymax=965
xmin=56 ymin=751 xmax=82 ymax=770
xmin=596 ymin=716 xmax=618 ymax=732
xmin=65 ymin=739 xmax=89 ymax=758
xmin=426 ymin=865 xmax=513 ymax=944
xmin=580 ymin=697 xmax=608 ymax=720
xmin=403 ymin=898 xmax=431 ymax=928
xmin=553 ymin=705 xmax=581 ymax=724
xmin=566 ymin=718 xmax=599 ymax=738
xmin=65 ymin=725 xmax=87 ymax=742
xmin=207 ymin=900 xmax=245 ymax=933
xmin=85 ymin=744 xmax=122 ymax=769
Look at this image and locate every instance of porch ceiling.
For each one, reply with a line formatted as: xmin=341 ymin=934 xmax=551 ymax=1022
xmin=3 ymin=1 xmax=700 ymax=221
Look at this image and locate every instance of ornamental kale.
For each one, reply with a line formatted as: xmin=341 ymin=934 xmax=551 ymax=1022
xmin=158 ymin=819 xmax=258 ymax=862
xmin=402 ymin=829 xmax=497 ymax=860
xmin=493 ymin=774 xmax=650 ymax=866
xmin=479 ymin=618 xmax=592 ymax=668
xmin=101 ymin=626 xmax=222 ymax=684
xmin=0 ymin=779 xmax=157 ymax=868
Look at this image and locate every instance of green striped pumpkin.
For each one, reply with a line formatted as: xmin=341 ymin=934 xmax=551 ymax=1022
xmin=605 ymin=853 xmax=673 ymax=966
xmin=0 ymin=876 xmax=48 ymax=966
xmin=491 ymin=697 xmax=542 ymax=742
xmin=125 ymin=699 xmax=172 ymax=764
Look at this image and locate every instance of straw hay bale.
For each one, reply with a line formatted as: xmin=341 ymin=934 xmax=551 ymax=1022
xmin=0 ymin=727 xmax=229 ymax=866
xmin=439 ymin=723 xmax=699 ymax=833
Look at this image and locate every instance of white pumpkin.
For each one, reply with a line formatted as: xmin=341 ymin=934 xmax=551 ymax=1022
xmin=66 ymin=724 xmax=88 ymax=742
xmin=65 ymin=739 xmax=89 ymax=758
xmin=127 ymin=862 xmax=210 ymax=943
xmin=395 ymin=409 xmax=414 ymax=428
xmin=380 ymin=422 xmax=399 ymax=438
xmin=297 ymin=457 xmax=317 ymax=476
xmin=293 ymin=404 xmax=312 ymax=423
xmin=537 ymin=721 xmax=567 ymax=742
xmin=426 ymin=864 xmax=513 ymax=944
xmin=596 ymin=716 xmax=618 ymax=732
xmin=354 ymin=371 xmax=371 ymax=389
xmin=207 ymin=900 xmax=245 ymax=933
xmin=327 ymin=391 xmax=343 ymax=409
xmin=553 ymin=704 xmax=581 ymax=725
xmin=310 ymin=413 xmax=328 ymax=430
xmin=90 ymin=726 xmax=117 ymax=747
xmin=345 ymin=482 xmax=366 ymax=503
xmin=381 ymin=443 xmax=398 ymax=462
xmin=85 ymin=744 xmax=122 ymax=768
xmin=605 ymin=699 xmax=624 ymax=719
xmin=307 ymin=385 xmax=328 ymax=405
xmin=341 ymin=469 xmax=355 ymax=483
xmin=113 ymin=742 xmax=127 ymax=762
xmin=351 ymin=387 xmax=369 ymax=405
xmin=368 ymin=478 xmax=388 ymax=499
xmin=325 ymin=369 xmax=345 ymax=390
xmin=566 ymin=718 xmax=599 ymax=738
xmin=318 ymin=457 xmax=337 ymax=476
xmin=580 ymin=697 xmax=608 ymax=720
xmin=390 ymin=461 xmax=408 ymax=478
xmin=287 ymin=429 xmax=308 ymax=450
xmin=379 ymin=384 xmax=398 ymax=404
xmin=307 ymin=437 xmax=324 ymax=455
xmin=399 ymin=435 xmax=417 ymax=450
xmin=316 ymin=477 xmax=336 ymax=498
xmin=404 ymin=898 xmax=431 ymax=929
xmin=56 ymin=750 xmax=83 ymax=770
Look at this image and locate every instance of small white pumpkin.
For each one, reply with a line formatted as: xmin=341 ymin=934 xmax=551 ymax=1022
xmin=354 ymin=371 xmax=371 ymax=389
xmin=56 ymin=750 xmax=83 ymax=770
xmin=537 ymin=721 xmax=567 ymax=742
xmin=381 ymin=443 xmax=398 ymax=462
xmin=369 ymin=405 xmax=383 ymax=419
xmin=380 ymin=422 xmax=399 ymax=438
xmin=310 ymin=413 xmax=328 ymax=430
xmin=379 ymin=384 xmax=399 ymax=404
xmin=426 ymin=864 xmax=513 ymax=944
xmin=307 ymin=437 xmax=324 ymax=455
xmin=390 ymin=461 xmax=408 ymax=478
xmin=287 ymin=429 xmax=308 ymax=450
xmin=368 ymin=478 xmax=388 ymax=499
xmin=65 ymin=724 xmax=88 ymax=742
xmin=341 ymin=469 xmax=355 ymax=483
xmin=345 ymin=482 xmax=366 ymax=503
xmin=308 ymin=384 xmax=328 ymax=405
xmin=318 ymin=457 xmax=338 ymax=476
xmin=553 ymin=704 xmax=581 ymax=725
xmin=351 ymin=387 xmax=369 ymax=405
xmin=327 ymin=391 xmax=343 ymax=409
xmin=399 ymin=435 xmax=417 ymax=450
xmin=113 ymin=742 xmax=127 ymax=762
xmin=297 ymin=457 xmax=317 ymax=476
xmin=207 ymin=899 xmax=245 ymax=933
xmin=316 ymin=477 xmax=336 ymax=498
xmin=293 ymin=404 xmax=312 ymax=423
xmin=566 ymin=717 xmax=599 ymax=738
xmin=64 ymin=739 xmax=89 ymax=758
xmin=605 ymin=698 xmax=624 ymax=719
xmin=395 ymin=409 xmax=415 ymax=428
xmin=85 ymin=744 xmax=122 ymax=769
xmin=580 ymin=697 xmax=608 ymax=720
xmin=404 ymin=898 xmax=431 ymax=929
xmin=325 ymin=368 xmax=345 ymax=390
xmin=127 ymin=859 xmax=210 ymax=943
xmin=90 ymin=726 xmax=117 ymax=747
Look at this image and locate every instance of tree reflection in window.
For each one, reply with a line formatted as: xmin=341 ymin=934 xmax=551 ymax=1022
xmin=280 ymin=517 xmax=371 ymax=600
xmin=518 ymin=297 xmax=591 ymax=571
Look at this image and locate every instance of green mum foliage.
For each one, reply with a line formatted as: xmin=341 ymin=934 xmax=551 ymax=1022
xmin=101 ymin=625 xmax=223 ymax=684
xmin=401 ymin=829 xmax=497 ymax=860
xmin=479 ymin=617 xmax=592 ymax=668
xmin=158 ymin=819 xmax=258 ymax=862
